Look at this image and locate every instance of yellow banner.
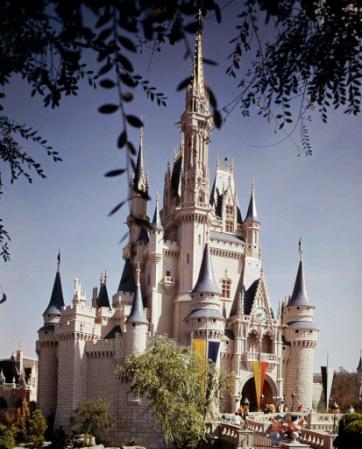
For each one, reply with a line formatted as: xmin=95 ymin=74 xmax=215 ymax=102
xmin=192 ymin=339 xmax=206 ymax=361
xmin=192 ymin=339 xmax=207 ymax=403
xmin=253 ymin=361 xmax=261 ymax=410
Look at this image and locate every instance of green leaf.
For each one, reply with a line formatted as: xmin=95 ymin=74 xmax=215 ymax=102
xmin=104 ymin=168 xmax=126 ymax=177
xmin=126 ymin=115 xmax=143 ymax=128
xmin=118 ymin=35 xmax=137 ymax=53
xmin=117 ymin=131 xmax=127 ymax=148
xmin=108 ymin=200 xmax=127 ymax=216
xmin=213 ymin=109 xmax=222 ymax=128
xmin=98 ymin=104 xmax=119 ymax=114
xmin=177 ymin=76 xmax=192 ymax=91
xmin=117 ymin=54 xmax=133 ymax=72
xmin=99 ymin=79 xmax=115 ymax=89
xmin=98 ymin=63 xmax=113 ymax=76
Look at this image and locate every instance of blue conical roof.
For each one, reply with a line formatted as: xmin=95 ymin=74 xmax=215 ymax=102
xmin=127 ymin=276 xmax=148 ymax=325
xmin=151 ymin=198 xmax=162 ymax=230
xmin=192 ymin=244 xmax=220 ymax=295
xmin=245 ymin=182 xmax=258 ymax=222
xmin=43 ymin=255 xmax=64 ymax=316
xmin=97 ymin=282 xmax=111 ymax=308
xmin=288 ymin=260 xmax=309 ymax=306
xmin=118 ymin=259 xmax=136 ymax=294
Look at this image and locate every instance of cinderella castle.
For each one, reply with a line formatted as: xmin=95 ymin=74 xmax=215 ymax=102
xmin=36 ymin=29 xmax=319 ymax=446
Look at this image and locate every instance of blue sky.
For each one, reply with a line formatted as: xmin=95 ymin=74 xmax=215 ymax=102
xmin=0 ymin=4 xmax=361 ymax=372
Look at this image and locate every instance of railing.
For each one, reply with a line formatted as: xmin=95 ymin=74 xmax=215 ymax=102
xmin=300 ymin=428 xmax=336 ymax=449
xmin=245 ymin=416 xmax=270 ymax=433
xmin=216 ymin=423 xmax=256 ymax=448
xmin=242 ymin=352 xmax=277 ymax=370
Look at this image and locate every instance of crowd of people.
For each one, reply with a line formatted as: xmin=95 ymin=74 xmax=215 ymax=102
xmin=221 ymin=405 xmax=307 ymax=448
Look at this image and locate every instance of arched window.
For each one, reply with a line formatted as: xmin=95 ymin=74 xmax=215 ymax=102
xmin=221 ymin=278 xmax=231 ymax=299
xmin=247 ymin=331 xmax=259 ymax=353
xmin=262 ymin=334 xmax=273 ymax=353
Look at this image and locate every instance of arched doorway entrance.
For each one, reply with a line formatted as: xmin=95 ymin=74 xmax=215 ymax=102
xmin=241 ymin=376 xmax=276 ymax=411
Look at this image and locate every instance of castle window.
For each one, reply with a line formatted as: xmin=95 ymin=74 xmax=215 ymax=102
xmin=226 ymin=220 xmax=233 ymax=233
xmin=148 ymin=274 xmax=150 ymax=285
xmin=221 ymin=278 xmax=231 ymax=299
xmin=295 ymin=330 xmax=299 ymax=334
xmin=198 ymin=234 xmax=201 ymax=245
xmin=187 ymin=254 xmax=190 ymax=263
xmin=166 ymin=270 xmax=171 ymax=277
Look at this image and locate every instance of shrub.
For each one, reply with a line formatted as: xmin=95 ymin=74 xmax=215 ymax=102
xmin=334 ymin=413 xmax=362 ymax=449
xmin=70 ymin=398 xmax=111 ymax=446
xmin=0 ymin=424 xmax=15 ymax=449
xmin=335 ymin=419 xmax=362 ymax=449
xmin=27 ymin=409 xmax=47 ymax=448
xmin=338 ymin=413 xmax=362 ymax=434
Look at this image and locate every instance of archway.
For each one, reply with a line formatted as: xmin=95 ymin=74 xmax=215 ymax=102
xmin=241 ymin=376 xmax=276 ymax=411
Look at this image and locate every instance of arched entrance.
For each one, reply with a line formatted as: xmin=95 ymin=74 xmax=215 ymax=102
xmin=241 ymin=376 xmax=277 ymax=411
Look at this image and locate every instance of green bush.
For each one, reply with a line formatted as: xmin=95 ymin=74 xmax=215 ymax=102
xmin=338 ymin=413 xmax=362 ymax=434
xmin=0 ymin=424 xmax=15 ymax=449
xmin=334 ymin=413 xmax=362 ymax=449
xmin=27 ymin=409 xmax=47 ymax=448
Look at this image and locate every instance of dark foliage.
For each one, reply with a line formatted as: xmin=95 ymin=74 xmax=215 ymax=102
xmin=1 ymin=0 xmax=361 ymax=265
xmin=334 ymin=413 xmax=362 ymax=449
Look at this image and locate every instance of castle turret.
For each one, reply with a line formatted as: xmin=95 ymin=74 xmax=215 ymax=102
xmin=186 ymin=244 xmax=224 ymax=360
xmin=36 ymin=252 xmax=64 ymax=417
xmin=357 ymin=352 xmax=362 ymax=400
xmin=242 ymin=181 xmax=262 ymax=290
xmin=283 ymin=241 xmax=318 ymax=411
xmin=42 ymin=252 xmax=64 ymax=323
xmin=125 ymin=265 xmax=148 ymax=356
xmin=243 ymin=181 xmax=260 ymax=258
xmin=148 ymin=197 xmax=166 ymax=335
xmin=129 ymin=128 xmax=149 ymax=244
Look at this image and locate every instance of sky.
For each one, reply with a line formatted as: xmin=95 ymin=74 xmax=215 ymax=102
xmin=0 ymin=3 xmax=361 ymax=372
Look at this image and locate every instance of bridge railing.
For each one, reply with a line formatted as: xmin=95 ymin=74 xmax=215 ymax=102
xmin=300 ymin=428 xmax=336 ymax=449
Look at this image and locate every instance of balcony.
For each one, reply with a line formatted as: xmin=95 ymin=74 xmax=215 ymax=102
xmin=241 ymin=352 xmax=278 ymax=371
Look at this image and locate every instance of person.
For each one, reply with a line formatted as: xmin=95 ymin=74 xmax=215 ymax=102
xmin=234 ymin=413 xmax=242 ymax=426
xmin=266 ymin=417 xmax=283 ymax=447
xmin=268 ymin=403 xmax=276 ymax=414
xmin=347 ymin=404 xmax=355 ymax=413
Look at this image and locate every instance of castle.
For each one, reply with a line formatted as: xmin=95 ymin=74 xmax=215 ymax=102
xmin=36 ymin=30 xmax=319 ymax=446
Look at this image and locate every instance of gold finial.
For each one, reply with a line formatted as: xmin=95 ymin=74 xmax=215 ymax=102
xmin=298 ymin=237 xmax=303 ymax=261
xmin=136 ymin=262 xmax=141 ymax=286
xmin=100 ymin=273 xmax=103 ymax=285
xmin=104 ymin=269 xmax=107 ymax=285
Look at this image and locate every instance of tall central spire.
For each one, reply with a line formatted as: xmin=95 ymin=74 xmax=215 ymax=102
xmin=191 ymin=25 xmax=205 ymax=98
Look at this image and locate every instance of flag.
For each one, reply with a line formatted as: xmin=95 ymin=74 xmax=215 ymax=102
xmin=208 ymin=341 xmax=220 ymax=363
xmin=253 ymin=361 xmax=261 ymax=410
xmin=321 ymin=365 xmax=333 ymax=410
xmin=253 ymin=360 xmax=269 ymax=410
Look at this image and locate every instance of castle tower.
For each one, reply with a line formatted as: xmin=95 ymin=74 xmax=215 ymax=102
xmin=241 ymin=182 xmax=262 ymax=290
xmin=186 ymin=243 xmax=224 ymax=364
xmin=36 ymin=252 xmax=64 ymax=417
xmin=173 ymin=26 xmax=215 ymax=340
xmin=129 ymin=128 xmax=149 ymax=245
xmin=148 ymin=197 xmax=167 ymax=335
xmin=284 ymin=242 xmax=319 ymax=411
xmin=125 ymin=265 xmax=149 ymax=356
